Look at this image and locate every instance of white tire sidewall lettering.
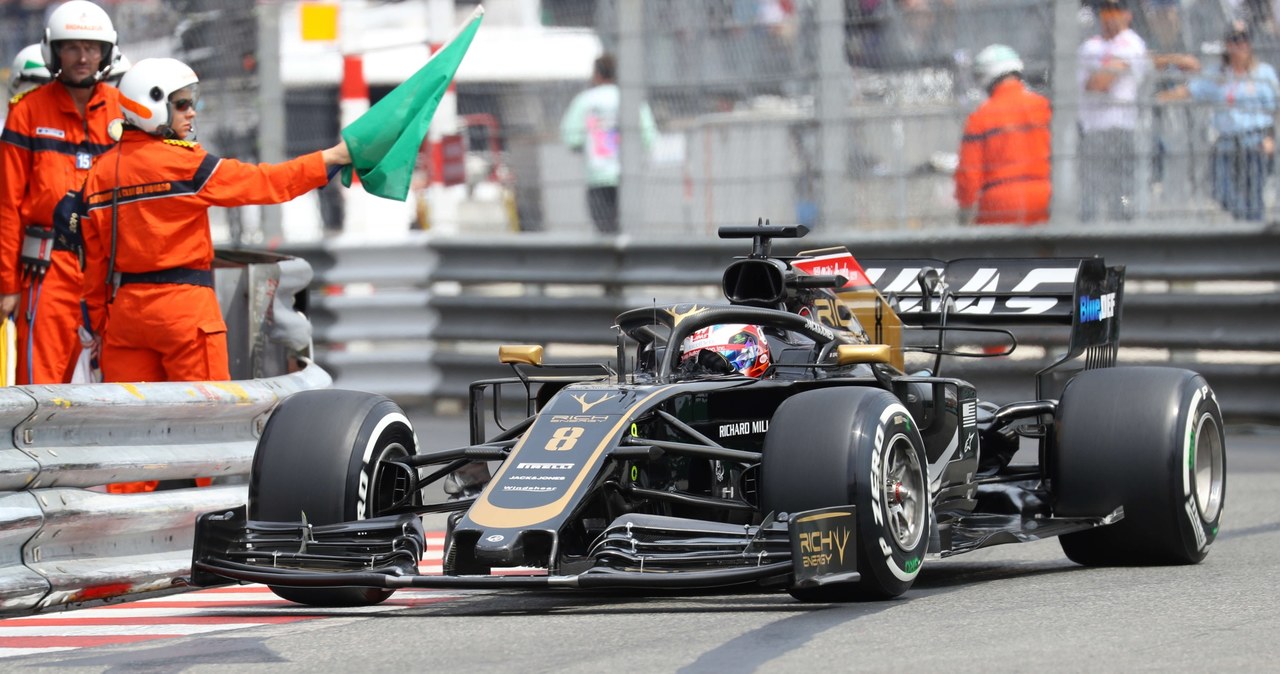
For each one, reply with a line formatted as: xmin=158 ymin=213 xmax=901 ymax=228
xmin=356 ymin=411 xmax=412 ymax=520
xmin=870 ymin=402 xmax=925 ymax=583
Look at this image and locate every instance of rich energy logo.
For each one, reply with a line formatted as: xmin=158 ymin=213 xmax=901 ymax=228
xmin=798 ymin=528 xmax=851 ymax=568
xmin=1079 ymin=292 xmax=1116 ymax=322
xmin=570 ymin=393 xmax=616 ymax=413
xmin=551 ymin=415 xmax=610 ymax=423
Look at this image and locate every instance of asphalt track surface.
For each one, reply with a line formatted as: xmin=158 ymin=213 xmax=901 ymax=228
xmin=2 ymin=421 xmax=1277 ymax=673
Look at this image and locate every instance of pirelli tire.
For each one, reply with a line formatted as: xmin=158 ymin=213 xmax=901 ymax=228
xmin=1052 ymin=367 xmax=1226 ymax=566
xmin=761 ymin=387 xmax=930 ymax=601
xmin=249 ymin=389 xmax=419 ymax=606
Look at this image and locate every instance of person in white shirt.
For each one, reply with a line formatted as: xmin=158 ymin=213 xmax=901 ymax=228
xmin=560 ymin=54 xmax=656 ymax=234
xmin=1076 ymin=0 xmax=1149 ymax=221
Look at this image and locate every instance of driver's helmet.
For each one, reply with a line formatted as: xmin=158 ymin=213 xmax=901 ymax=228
xmin=679 ymin=324 xmax=771 ymax=378
xmin=9 ymin=44 xmax=50 ymax=96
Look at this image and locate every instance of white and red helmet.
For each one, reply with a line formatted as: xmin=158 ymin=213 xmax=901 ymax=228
xmin=679 ymin=324 xmax=772 ymax=378
xmin=118 ymin=57 xmax=199 ymax=136
xmin=41 ymin=1 xmax=118 ymax=81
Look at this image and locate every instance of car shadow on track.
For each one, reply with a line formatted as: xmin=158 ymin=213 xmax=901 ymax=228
xmin=359 ymin=556 xmax=1087 ymax=620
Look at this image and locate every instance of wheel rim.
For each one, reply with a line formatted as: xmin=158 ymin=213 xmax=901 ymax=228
xmin=366 ymin=440 xmax=412 ymax=518
xmin=1192 ymin=412 xmax=1225 ymax=522
xmin=882 ymin=433 xmax=926 ymax=550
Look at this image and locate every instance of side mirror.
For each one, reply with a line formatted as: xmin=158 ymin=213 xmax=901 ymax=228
xmin=499 ymin=345 xmax=544 ymax=366
xmin=916 ymin=268 xmax=941 ymax=312
xmin=836 ymin=344 xmax=892 ymax=366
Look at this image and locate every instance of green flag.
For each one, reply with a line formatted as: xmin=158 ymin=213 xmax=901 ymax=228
xmin=340 ymin=7 xmax=483 ymax=201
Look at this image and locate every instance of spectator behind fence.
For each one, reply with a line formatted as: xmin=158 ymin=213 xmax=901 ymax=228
xmin=1159 ymin=22 xmax=1278 ymax=221
xmin=1145 ymin=0 xmax=1182 ymax=52
xmin=954 ymin=45 xmax=1052 ymax=225
xmin=1078 ymin=0 xmax=1149 ymax=222
xmin=560 ymin=53 xmax=656 ymax=235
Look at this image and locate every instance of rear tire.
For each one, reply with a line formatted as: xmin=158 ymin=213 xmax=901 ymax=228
xmin=762 ymin=388 xmax=929 ymax=601
xmin=1053 ymin=367 xmax=1226 ymax=565
xmin=249 ymin=389 xmax=418 ymax=606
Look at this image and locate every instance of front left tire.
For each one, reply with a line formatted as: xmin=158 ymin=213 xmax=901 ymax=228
xmin=761 ymin=387 xmax=930 ymax=601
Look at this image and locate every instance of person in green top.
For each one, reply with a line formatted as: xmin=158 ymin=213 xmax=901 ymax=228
xmin=560 ymin=53 xmax=656 ymax=234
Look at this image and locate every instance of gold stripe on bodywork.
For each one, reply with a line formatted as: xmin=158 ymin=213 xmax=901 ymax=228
xmin=794 ymin=511 xmax=853 ymax=523
xmin=467 ymin=386 xmax=676 ymax=529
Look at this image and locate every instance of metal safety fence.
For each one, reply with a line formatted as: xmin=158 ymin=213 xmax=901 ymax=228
xmin=6 ymin=1 xmax=1279 ymax=238
xmin=289 ymin=223 xmax=1280 ymax=425
xmin=0 ymin=249 xmax=327 ymax=615
xmin=0 ymin=364 xmax=330 ymax=614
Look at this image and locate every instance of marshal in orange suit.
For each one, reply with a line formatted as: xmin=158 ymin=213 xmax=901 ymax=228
xmin=0 ymin=2 xmax=122 ymax=383
xmin=955 ymin=45 xmax=1052 ymax=226
xmin=79 ymin=57 xmax=351 ymax=383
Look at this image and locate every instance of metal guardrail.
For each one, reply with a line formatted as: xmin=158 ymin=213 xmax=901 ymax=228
xmin=290 ymin=224 xmax=1280 ymax=424
xmin=0 ymin=252 xmax=332 ymax=615
xmin=0 ymin=363 xmax=331 ymax=614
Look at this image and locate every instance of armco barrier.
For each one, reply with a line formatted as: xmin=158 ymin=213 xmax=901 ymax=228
xmin=288 ymin=223 xmax=1280 ymax=423
xmin=0 ymin=363 xmax=331 ymax=614
xmin=0 ymin=250 xmax=336 ymax=615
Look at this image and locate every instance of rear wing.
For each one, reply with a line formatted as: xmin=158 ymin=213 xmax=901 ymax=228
xmin=859 ymin=257 xmax=1125 ymax=397
xmin=788 ymin=251 xmax=1123 ymax=397
xmin=860 ymin=258 xmax=1115 ymax=325
xmin=860 ymin=256 xmax=1123 ymax=334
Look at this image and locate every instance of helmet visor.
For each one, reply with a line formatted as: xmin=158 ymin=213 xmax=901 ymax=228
xmin=168 ymin=84 xmax=199 ymax=112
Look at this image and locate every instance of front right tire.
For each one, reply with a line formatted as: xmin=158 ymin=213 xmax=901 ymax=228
xmin=761 ymin=387 xmax=929 ymax=601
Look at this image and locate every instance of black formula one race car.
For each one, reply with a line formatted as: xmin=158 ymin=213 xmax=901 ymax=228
xmin=189 ymin=224 xmax=1227 ymax=606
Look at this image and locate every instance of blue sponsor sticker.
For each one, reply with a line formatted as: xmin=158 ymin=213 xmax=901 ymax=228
xmin=1079 ymin=292 xmax=1116 ymax=323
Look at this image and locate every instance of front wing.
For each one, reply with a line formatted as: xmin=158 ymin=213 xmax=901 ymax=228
xmin=187 ymin=506 xmax=859 ymax=592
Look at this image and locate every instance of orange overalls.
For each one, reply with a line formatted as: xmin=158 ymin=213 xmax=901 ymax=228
xmin=0 ymin=82 xmax=121 ymax=383
xmin=79 ymin=130 xmax=329 ymax=383
xmin=955 ymin=78 xmax=1052 ymax=225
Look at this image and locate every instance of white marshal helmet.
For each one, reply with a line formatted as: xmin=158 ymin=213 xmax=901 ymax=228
xmin=105 ymin=51 xmax=130 ymax=86
xmin=41 ymin=0 xmax=118 ymax=80
xmin=974 ymin=44 xmax=1024 ymax=91
xmin=9 ymin=44 xmax=51 ymax=96
xmin=118 ymin=58 xmax=199 ymax=136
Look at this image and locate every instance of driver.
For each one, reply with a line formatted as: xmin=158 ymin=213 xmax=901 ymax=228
xmin=678 ymin=324 xmax=772 ymax=377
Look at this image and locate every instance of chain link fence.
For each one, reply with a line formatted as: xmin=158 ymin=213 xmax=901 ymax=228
xmin=529 ymin=0 xmax=1276 ymax=236
xmin=3 ymin=1 xmax=1277 ymax=239
xmin=1 ymin=0 xmax=269 ymax=245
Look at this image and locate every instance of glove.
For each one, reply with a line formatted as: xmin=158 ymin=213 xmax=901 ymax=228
xmin=20 ymin=226 xmax=53 ymax=280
